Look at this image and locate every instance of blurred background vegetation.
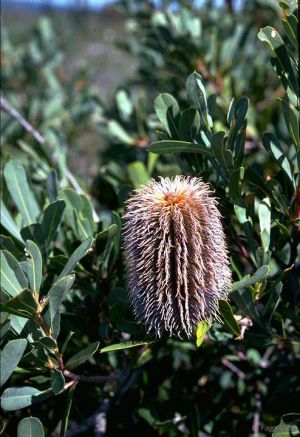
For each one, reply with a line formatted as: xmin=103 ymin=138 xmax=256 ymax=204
xmin=1 ymin=0 xmax=299 ymax=436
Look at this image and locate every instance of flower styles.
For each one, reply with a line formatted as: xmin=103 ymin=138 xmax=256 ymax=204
xmin=122 ymin=176 xmax=231 ymax=338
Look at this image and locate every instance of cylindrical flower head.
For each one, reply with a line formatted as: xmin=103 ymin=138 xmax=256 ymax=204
xmin=122 ymin=176 xmax=231 ymax=338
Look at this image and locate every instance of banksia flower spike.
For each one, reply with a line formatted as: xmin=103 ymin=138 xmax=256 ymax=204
xmin=123 ymin=176 xmax=231 ymax=338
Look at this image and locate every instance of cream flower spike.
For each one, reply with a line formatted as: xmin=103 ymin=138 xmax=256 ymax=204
xmin=122 ymin=176 xmax=231 ymax=338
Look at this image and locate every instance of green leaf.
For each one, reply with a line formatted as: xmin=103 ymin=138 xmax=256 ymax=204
xmin=1 ymin=289 xmax=38 ymax=318
xmin=154 ymin=93 xmax=180 ymax=138
xmin=178 ymin=108 xmax=200 ymax=141
xmin=128 ymin=162 xmax=149 ymax=188
xmin=65 ymin=341 xmax=99 ymax=370
xmin=21 ymin=224 xmax=46 ymax=253
xmin=231 ymin=265 xmax=270 ymax=291
xmin=234 ymin=201 xmax=256 ymax=255
xmin=41 ymin=200 xmax=66 ymax=245
xmin=211 ymin=131 xmax=234 ymax=171
xmin=47 ymin=275 xmax=75 ymax=323
xmin=0 ymin=339 xmax=27 ymax=386
xmin=282 ymin=13 xmax=298 ymax=50
xmin=107 ymin=120 xmax=135 ymax=145
xmin=38 ymin=336 xmax=57 ymax=350
xmin=115 ymin=89 xmax=133 ymax=122
xmin=100 ymin=340 xmax=153 ymax=353
xmin=3 ymin=161 xmax=40 ymax=226
xmin=147 ymin=152 xmax=158 ymax=176
xmin=58 ymin=189 xmax=96 ymax=241
xmin=186 ymin=72 xmax=212 ymax=128
xmin=0 ymin=235 xmax=23 ymax=256
xmin=258 ymin=198 xmax=271 ymax=251
xmin=258 ymin=26 xmax=298 ymax=96
xmin=2 ymin=250 xmax=28 ymax=289
xmin=219 ymin=300 xmax=241 ymax=337
xmin=149 ymin=140 xmax=213 ymax=156
xmin=0 ymin=200 xmax=24 ymax=244
xmin=1 ymin=386 xmax=51 ymax=411
xmin=280 ymin=100 xmax=300 ymax=149
xmin=17 ymin=417 xmax=45 ymax=437
xmin=57 ymin=236 xmax=93 ymax=281
xmin=227 ymin=97 xmax=249 ymax=155
xmin=60 ymin=382 xmax=76 ymax=437
xmin=262 ymin=133 xmax=294 ymax=186
xmin=0 ymin=250 xmax=23 ymax=297
xmin=25 ymin=240 xmax=43 ymax=294
xmin=228 ymin=167 xmax=244 ymax=199
xmin=46 ymin=169 xmax=58 ymax=202
xmin=50 ymin=369 xmax=65 ymax=394
xmin=195 ymin=321 xmax=208 ymax=347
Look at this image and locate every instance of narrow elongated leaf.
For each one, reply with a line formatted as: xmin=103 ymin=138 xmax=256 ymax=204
xmin=280 ymin=100 xmax=299 ymax=149
xmin=258 ymin=26 xmax=298 ymax=96
xmin=0 ymin=200 xmax=24 ymax=244
xmin=1 ymin=386 xmax=51 ymax=411
xmin=9 ymin=315 xmax=28 ymax=335
xmin=58 ymin=190 xmax=96 ymax=241
xmin=17 ymin=417 xmax=45 ymax=437
xmin=258 ymin=198 xmax=271 ymax=251
xmin=25 ymin=240 xmax=42 ymax=293
xmin=231 ymin=265 xmax=270 ymax=291
xmin=149 ymin=140 xmax=213 ymax=156
xmin=282 ymin=13 xmax=298 ymax=50
xmin=186 ymin=72 xmax=212 ymax=128
xmin=0 ymin=339 xmax=27 ymax=386
xmin=196 ymin=321 xmax=208 ymax=347
xmin=21 ymin=224 xmax=46 ymax=253
xmin=154 ymin=93 xmax=180 ymax=138
xmin=50 ymin=369 xmax=65 ymax=394
xmin=0 ymin=251 xmax=23 ymax=297
xmin=100 ymin=340 xmax=153 ymax=353
xmin=41 ymin=200 xmax=65 ymax=245
xmin=262 ymin=133 xmax=294 ymax=186
xmin=46 ymin=169 xmax=58 ymax=202
xmin=3 ymin=161 xmax=40 ymax=226
xmin=178 ymin=108 xmax=200 ymax=141
xmin=65 ymin=341 xmax=99 ymax=370
xmin=48 ymin=275 xmax=75 ymax=323
xmin=107 ymin=120 xmax=135 ymax=145
xmin=60 ymin=382 xmax=76 ymax=437
xmin=227 ymin=97 xmax=249 ymax=154
xmin=219 ymin=300 xmax=241 ymax=337
xmin=1 ymin=289 xmax=38 ymax=318
xmin=128 ymin=162 xmax=149 ymax=188
xmin=57 ymin=237 xmax=93 ymax=281
xmin=211 ymin=131 xmax=234 ymax=170
xmin=2 ymin=250 xmax=28 ymax=289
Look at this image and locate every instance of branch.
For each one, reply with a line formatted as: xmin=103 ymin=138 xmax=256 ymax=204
xmin=0 ymin=95 xmax=99 ymax=222
xmin=221 ymin=357 xmax=246 ymax=380
xmin=252 ymin=392 xmax=262 ymax=437
xmin=62 ymin=363 xmax=138 ymax=437
xmin=63 ymin=369 xmax=122 ymax=384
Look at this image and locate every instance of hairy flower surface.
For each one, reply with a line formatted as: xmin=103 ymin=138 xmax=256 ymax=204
xmin=123 ymin=176 xmax=231 ymax=338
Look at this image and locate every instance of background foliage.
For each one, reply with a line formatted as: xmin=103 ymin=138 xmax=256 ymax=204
xmin=1 ymin=0 xmax=299 ymax=436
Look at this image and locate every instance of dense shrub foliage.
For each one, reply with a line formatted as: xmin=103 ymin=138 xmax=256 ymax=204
xmin=0 ymin=1 xmax=299 ymax=436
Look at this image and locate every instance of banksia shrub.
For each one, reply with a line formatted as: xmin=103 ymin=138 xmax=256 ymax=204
xmin=123 ymin=176 xmax=231 ymax=338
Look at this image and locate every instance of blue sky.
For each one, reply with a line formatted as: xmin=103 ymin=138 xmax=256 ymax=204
xmin=3 ymin=0 xmax=225 ymax=8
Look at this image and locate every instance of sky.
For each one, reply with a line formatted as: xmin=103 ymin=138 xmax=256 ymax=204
xmin=3 ymin=0 xmax=225 ymax=9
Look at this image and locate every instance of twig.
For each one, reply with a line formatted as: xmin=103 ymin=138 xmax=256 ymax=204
xmin=63 ymin=369 xmax=121 ymax=384
xmin=252 ymin=392 xmax=262 ymax=437
xmin=0 ymin=95 xmax=99 ymax=222
xmin=63 ymin=362 xmax=138 ymax=437
xmin=1 ymin=95 xmax=46 ymax=144
xmin=221 ymin=357 xmax=246 ymax=380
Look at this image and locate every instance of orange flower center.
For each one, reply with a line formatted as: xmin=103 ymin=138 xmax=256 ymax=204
xmin=164 ymin=192 xmax=185 ymax=206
